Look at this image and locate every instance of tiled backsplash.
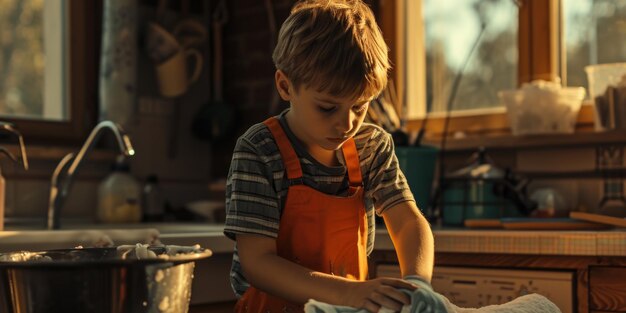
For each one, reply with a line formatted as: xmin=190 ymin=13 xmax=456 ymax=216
xmin=3 ymin=154 xmax=218 ymax=222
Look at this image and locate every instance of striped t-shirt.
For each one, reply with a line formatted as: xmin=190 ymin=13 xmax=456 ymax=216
xmin=224 ymin=110 xmax=415 ymax=297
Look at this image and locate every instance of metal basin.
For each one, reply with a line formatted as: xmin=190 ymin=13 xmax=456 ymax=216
xmin=0 ymin=229 xmax=161 ymax=253
xmin=0 ymin=245 xmax=212 ymax=313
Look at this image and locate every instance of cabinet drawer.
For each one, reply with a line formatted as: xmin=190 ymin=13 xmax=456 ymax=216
xmin=590 ymin=267 xmax=626 ymax=312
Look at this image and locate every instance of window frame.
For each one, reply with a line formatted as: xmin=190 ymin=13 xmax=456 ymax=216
xmin=379 ymin=0 xmax=596 ymax=137
xmin=2 ymin=0 xmax=100 ymax=145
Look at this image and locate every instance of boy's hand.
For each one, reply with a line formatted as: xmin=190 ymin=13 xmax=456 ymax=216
xmin=344 ymin=277 xmax=417 ymax=312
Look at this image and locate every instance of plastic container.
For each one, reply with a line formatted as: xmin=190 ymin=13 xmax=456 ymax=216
xmin=97 ymin=157 xmax=142 ymax=223
xmin=585 ymin=63 xmax=626 ymax=131
xmin=395 ymin=145 xmax=438 ymax=215
xmin=499 ymin=80 xmax=585 ymax=135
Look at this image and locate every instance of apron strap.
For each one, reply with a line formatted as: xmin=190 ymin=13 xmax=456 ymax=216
xmin=264 ymin=116 xmax=363 ymax=187
xmin=263 ymin=117 xmax=303 ymax=180
xmin=342 ymin=137 xmax=363 ymax=187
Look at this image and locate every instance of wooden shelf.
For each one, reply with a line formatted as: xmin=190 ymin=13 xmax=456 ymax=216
xmin=423 ymin=129 xmax=626 ymax=152
xmin=518 ymin=169 xmax=626 ymax=179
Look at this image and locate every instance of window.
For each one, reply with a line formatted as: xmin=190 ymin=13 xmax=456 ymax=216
xmin=422 ymin=0 xmax=518 ymax=113
xmin=0 ymin=0 xmax=99 ymax=143
xmin=0 ymin=0 xmax=65 ymax=120
xmin=563 ymin=0 xmax=626 ymax=88
xmin=385 ymin=0 xmax=567 ymax=135
xmin=398 ymin=0 xmax=521 ymax=120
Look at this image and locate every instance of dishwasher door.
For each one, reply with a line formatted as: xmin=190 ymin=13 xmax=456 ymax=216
xmin=376 ymin=265 xmax=574 ymax=313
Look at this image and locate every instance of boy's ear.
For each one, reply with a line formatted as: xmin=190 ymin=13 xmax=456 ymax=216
xmin=275 ymin=70 xmax=293 ymax=101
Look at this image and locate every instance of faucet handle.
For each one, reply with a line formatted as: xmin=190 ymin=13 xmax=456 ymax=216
xmin=0 ymin=122 xmax=28 ymax=170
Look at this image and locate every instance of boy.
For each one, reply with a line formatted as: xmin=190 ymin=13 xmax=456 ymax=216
xmin=224 ymin=0 xmax=438 ymax=312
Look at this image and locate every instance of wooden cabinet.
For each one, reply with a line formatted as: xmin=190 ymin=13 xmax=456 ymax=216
xmin=589 ymin=266 xmax=626 ymax=312
xmin=369 ymin=251 xmax=626 ymax=313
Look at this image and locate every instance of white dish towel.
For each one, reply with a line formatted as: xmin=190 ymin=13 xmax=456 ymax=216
xmin=304 ymin=276 xmax=561 ymax=313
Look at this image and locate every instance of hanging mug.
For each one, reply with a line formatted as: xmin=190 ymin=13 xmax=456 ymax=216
xmin=147 ymin=22 xmax=203 ymax=97
xmin=154 ymin=48 xmax=203 ymax=97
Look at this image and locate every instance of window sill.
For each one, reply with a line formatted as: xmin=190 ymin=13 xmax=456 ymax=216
xmin=407 ymin=104 xmax=626 ymax=151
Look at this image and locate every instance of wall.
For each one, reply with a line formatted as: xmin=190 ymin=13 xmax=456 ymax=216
xmin=3 ymin=0 xmax=297 ymax=223
xmin=209 ymin=0 xmax=295 ymax=177
xmin=4 ymin=1 xmax=619 ymax=225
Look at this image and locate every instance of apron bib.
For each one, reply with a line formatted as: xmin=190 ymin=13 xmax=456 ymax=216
xmin=235 ymin=117 xmax=368 ymax=313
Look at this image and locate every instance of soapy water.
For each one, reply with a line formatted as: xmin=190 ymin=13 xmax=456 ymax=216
xmin=116 ymin=243 xmax=204 ymax=260
xmin=117 ymin=243 xmax=158 ymax=259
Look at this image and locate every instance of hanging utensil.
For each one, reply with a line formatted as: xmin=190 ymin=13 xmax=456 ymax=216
xmin=191 ymin=0 xmax=236 ymax=142
xmin=167 ymin=0 xmax=190 ymax=158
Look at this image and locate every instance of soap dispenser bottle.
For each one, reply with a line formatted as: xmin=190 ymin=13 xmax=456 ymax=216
xmin=97 ymin=155 xmax=142 ymax=223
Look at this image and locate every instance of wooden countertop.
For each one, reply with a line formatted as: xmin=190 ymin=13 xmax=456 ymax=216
xmin=375 ymin=228 xmax=626 ymax=256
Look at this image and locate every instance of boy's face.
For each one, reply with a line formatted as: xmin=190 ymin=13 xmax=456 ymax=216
xmin=275 ymin=70 xmax=371 ymax=153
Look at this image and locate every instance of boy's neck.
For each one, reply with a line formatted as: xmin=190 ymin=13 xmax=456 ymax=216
xmin=284 ymin=111 xmax=339 ymax=167
xmin=311 ymin=149 xmax=339 ymax=167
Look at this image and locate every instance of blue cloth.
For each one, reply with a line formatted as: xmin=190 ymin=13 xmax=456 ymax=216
xmin=400 ymin=276 xmax=448 ymax=313
xmin=304 ymin=276 xmax=449 ymax=313
xmin=305 ymin=279 xmax=563 ymax=313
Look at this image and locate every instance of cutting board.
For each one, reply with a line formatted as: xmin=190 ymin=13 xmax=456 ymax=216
xmin=500 ymin=217 xmax=612 ymax=230
xmin=464 ymin=219 xmax=503 ymax=228
xmin=570 ymin=211 xmax=626 ymax=228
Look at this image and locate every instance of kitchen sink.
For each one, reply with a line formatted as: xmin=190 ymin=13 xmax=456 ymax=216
xmin=1 ymin=219 xmax=225 ymax=253
xmin=63 ymin=222 xmax=225 ymax=234
xmin=0 ymin=228 xmax=160 ymax=253
xmin=4 ymin=218 xmax=224 ymax=233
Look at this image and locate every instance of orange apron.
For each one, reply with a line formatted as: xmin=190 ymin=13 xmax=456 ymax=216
xmin=235 ymin=117 xmax=369 ymax=313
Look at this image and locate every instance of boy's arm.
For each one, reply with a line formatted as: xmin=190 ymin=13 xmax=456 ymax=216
xmin=381 ymin=201 xmax=435 ymax=281
xmin=237 ymin=234 xmax=416 ymax=311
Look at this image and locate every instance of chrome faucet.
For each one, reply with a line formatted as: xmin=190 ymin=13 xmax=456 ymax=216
xmin=47 ymin=121 xmax=135 ymax=230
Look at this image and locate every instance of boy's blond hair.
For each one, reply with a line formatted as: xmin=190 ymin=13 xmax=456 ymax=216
xmin=272 ymin=0 xmax=390 ymax=101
